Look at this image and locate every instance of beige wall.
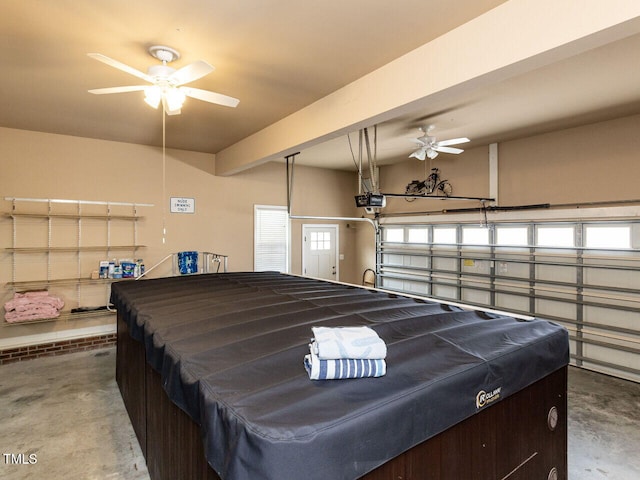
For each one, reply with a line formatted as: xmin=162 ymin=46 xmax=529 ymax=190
xmin=499 ymin=114 xmax=640 ymax=205
xmin=0 ymin=127 xmax=366 ymax=344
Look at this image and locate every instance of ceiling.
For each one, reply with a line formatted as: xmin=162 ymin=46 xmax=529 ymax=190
xmin=2 ymin=1 xmax=640 ymax=172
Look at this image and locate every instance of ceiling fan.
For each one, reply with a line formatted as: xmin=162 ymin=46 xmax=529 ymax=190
xmin=409 ymin=126 xmax=470 ymax=160
xmin=87 ymin=45 xmax=239 ymax=115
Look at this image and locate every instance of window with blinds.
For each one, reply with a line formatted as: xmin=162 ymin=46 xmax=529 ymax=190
xmin=254 ymin=205 xmax=289 ymax=272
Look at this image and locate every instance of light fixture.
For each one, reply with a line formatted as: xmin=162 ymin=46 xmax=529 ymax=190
xmin=409 ymin=149 xmax=426 ymax=161
xmin=88 ymin=45 xmax=239 ymax=116
xmin=409 ymin=147 xmax=439 ymax=161
xmin=144 ymin=86 xmax=162 ymax=109
xmin=143 ymin=85 xmax=186 ymax=115
xmin=164 ymin=87 xmax=186 ymax=113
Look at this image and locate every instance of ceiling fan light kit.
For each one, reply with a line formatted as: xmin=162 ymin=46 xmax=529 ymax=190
xmin=165 ymin=88 xmax=186 ymax=113
xmin=143 ymin=86 xmax=162 ymax=109
xmin=143 ymin=85 xmax=187 ymax=115
xmin=87 ymin=45 xmax=239 ymax=115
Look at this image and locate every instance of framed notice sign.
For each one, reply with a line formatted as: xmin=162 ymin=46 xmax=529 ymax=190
xmin=170 ymin=197 xmax=195 ymax=214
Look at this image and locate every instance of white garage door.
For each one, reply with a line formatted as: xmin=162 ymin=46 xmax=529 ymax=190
xmin=378 ymin=218 xmax=640 ymax=383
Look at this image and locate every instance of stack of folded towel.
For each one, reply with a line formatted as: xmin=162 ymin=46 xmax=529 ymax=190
xmin=304 ymin=326 xmax=387 ymax=380
xmin=4 ymin=291 xmax=64 ymax=323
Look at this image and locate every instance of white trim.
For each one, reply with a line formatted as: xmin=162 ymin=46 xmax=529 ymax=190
xmin=0 ymin=324 xmax=116 ymax=350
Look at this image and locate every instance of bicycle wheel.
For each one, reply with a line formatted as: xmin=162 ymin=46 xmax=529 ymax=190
xmin=438 ymin=181 xmax=453 ymax=197
xmin=404 ymin=181 xmax=419 ymax=202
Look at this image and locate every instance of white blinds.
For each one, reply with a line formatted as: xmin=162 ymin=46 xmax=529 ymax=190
xmin=254 ymin=206 xmax=289 ymax=272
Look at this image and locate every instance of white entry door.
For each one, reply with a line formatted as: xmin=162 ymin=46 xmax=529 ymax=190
xmin=302 ymin=224 xmax=339 ymax=281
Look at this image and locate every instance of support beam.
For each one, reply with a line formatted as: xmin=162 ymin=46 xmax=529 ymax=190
xmin=285 ymin=152 xmax=299 ymax=215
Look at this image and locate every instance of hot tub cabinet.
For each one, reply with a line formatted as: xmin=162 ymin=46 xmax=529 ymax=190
xmin=113 ymin=272 xmax=568 ymax=480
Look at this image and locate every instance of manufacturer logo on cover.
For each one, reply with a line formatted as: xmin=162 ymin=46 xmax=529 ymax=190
xmin=476 ymin=386 xmax=502 ymax=409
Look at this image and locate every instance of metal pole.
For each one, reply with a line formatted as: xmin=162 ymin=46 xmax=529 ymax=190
xmin=285 ymin=152 xmax=300 ymax=215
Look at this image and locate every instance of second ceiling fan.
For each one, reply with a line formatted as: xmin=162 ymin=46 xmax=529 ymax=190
xmin=87 ymin=45 xmax=239 ymax=115
xmin=409 ymin=126 xmax=469 ymax=160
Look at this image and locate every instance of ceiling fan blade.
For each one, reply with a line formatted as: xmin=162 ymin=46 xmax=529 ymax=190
xmin=180 ymin=87 xmax=239 ymax=108
xmin=87 ymin=53 xmax=153 ymax=83
xmin=434 ymin=146 xmax=464 ymax=154
xmin=437 ymin=137 xmax=470 ymax=147
xmin=170 ymin=61 xmax=215 ymax=86
xmin=88 ymin=86 xmax=147 ymax=95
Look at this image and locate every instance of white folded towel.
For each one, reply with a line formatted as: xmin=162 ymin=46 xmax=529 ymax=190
xmin=304 ymin=351 xmax=386 ymax=380
xmin=310 ymin=326 xmax=387 ymax=360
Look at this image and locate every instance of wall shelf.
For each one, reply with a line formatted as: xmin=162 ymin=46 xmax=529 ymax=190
xmin=5 ymin=213 xmax=144 ymax=220
xmin=3 ymin=197 xmax=152 ymax=326
xmin=6 ymin=245 xmax=145 ymax=253
xmin=6 ymin=277 xmax=135 ymax=289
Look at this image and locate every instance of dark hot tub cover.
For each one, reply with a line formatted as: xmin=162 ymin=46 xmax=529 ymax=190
xmin=110 ymin=272 xmax=569 ymax=480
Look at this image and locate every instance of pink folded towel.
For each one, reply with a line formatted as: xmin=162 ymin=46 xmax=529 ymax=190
xmin=4 ymin=291 xmax=64 ymax=323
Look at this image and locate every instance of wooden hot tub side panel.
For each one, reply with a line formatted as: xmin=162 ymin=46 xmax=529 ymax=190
xmin=116 ymin=312 xmax=147 ymax=457
xmin=362 ymin=366 xmax=567 ymax=480
xmin=145 ymin=361 xmax=221 ymax=480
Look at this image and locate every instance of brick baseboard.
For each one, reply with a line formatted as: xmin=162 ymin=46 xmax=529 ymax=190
xmin=0 ymin=333 xmax=116 ymax=365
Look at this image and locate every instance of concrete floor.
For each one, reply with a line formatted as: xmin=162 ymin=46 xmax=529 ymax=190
xmin=1 ymin=347 xmax=639 ymax=480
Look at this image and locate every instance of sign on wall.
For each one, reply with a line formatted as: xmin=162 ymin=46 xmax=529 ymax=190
xmin=170 ymin=197 xmax=195 ymax=214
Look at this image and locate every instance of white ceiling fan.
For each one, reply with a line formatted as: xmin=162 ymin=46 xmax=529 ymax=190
xmin=87 ymin=45 xmax=239 ymax=115
xmin=409 ymin=126 xmax=470 ymax=160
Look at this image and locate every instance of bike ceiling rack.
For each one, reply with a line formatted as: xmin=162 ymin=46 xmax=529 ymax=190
xmin=381 ymin=193 xmax=495 ymax=202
